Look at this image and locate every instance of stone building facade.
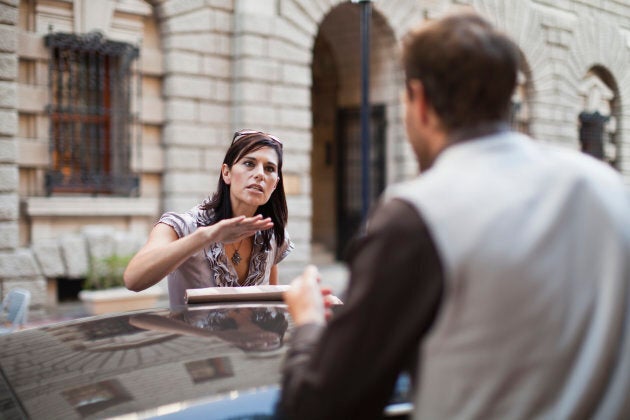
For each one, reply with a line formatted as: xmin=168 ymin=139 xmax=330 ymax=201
xmin=0 ymin=0 xmax=629 ymax=308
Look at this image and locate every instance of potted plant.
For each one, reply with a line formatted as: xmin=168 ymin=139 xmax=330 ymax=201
xmin=84 ymin=254 xmax=132 ymax=291
xmin=79 ymin=253 xmax=163 ymax=315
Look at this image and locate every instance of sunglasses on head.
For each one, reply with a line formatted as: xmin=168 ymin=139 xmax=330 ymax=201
xmin=232 ymin=129 xmax=283 ymax=147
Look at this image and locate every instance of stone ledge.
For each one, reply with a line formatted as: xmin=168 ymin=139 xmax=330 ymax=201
xmin=26 ymin=197 xmax=159 ymax=217
xmin=78 ymin=285 xmax=164 ymax=315
xmin=78 ymin=285 xmax=163 ymax=302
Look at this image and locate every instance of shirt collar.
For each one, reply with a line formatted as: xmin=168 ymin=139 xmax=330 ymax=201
xmin=447 ymin=121 xmax=511 ymax=144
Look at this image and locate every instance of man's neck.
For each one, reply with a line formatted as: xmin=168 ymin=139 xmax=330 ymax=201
xmin=419 ymin=121 xmax=510 ymax=172
xmin=447 ymin=121 xmax=510 ymax=144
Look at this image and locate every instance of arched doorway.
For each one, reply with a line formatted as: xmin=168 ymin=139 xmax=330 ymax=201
xmin=311 ymin=4 xmax=400 ymax=261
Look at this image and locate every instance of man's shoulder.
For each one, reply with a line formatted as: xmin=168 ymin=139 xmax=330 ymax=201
xmin=382 ymin=170 xmax=452 ymax=213
xmin=537 ymin=140 xmax=627 ymax=193
xmin=371 ymin=197 xmax=426 ymax=229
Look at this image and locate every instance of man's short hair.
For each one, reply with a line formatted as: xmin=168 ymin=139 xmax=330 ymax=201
xmin=402 ymin=13 xmax=520 ymax=131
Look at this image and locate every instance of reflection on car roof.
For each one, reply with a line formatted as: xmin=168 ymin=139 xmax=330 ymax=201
xmin=0 ymin=303 xmax=291 ymax=419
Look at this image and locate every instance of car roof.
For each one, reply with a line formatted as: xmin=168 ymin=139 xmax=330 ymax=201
xmin=0 ymin=302 xmax=291 ymax=419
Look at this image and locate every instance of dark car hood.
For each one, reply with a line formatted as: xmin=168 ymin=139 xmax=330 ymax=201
xmin=0 ymin=303 xmax=291 ymax=419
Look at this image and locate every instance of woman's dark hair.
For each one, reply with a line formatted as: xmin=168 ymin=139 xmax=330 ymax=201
xmin=402 ymin=13 xmax=520 ymax=131
xmin=200 ymin=131 xmax=287 ymax=250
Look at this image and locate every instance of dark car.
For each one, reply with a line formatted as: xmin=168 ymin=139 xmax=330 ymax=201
xmin=0 ymin=302 xmax=412 ymax=419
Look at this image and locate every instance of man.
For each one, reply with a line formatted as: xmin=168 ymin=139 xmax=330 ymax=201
xmin=279 ymin=12 xmax=630 ymax=420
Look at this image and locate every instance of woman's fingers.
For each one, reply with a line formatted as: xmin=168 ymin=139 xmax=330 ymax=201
xmin=235 ymin=214 xmax=273 ymax=232
xmin=215 ymin=214 xmax=274 ymax=243
xmin=236 ymin=216 xmax=273 ymax=238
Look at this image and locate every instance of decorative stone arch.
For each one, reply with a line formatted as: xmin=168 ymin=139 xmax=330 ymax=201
xmin=302 ymin=1 xmax=411 ymax=260
xmin=567 ymin=14 xmax=629 ymax=176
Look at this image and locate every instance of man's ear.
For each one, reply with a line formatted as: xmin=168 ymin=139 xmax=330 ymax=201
xmin=407 ymin=79 xmax=430 ymax=124
xmin=221 ymin=163 xmax=231 ymax=185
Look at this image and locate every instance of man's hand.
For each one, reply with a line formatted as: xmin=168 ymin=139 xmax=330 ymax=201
xmin=284 ymin=265 xmax=327 ymax=326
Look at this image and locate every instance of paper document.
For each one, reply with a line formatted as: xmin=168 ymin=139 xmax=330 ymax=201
xmin=185 ymin=285 xmax=291 ymax=304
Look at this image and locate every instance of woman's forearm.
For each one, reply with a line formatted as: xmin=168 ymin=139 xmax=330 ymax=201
xmin=124 ymin=225 xmax=216 ymax=291
xmin=269 ymin=264 xmax=279 ymax=285
xmin=124 ymin=215 xmax=273 ymax=292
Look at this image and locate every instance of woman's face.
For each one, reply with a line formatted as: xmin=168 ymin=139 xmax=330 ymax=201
xmin=222 ymin=146 xmax=280 ymax=215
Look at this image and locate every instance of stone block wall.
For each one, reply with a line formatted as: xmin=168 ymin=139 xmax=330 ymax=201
xmin=157 ymin=0 xmax=235 ymax=216
xmin=0 ymin=0 xmax=165 ymax=307
xmin=1 ymin=0 xmax=629 ymax=306
xmin=0 ymin=0 xmax=29 ymax=303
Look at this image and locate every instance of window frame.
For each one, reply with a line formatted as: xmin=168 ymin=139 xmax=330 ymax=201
xmin=44 ymin=31 xmax=140 ymax=196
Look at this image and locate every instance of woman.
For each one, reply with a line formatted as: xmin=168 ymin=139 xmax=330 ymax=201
xmin=124 ymin=130 xmax=293 ymax=306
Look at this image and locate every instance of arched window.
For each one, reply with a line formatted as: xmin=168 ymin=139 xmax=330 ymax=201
xmin=578 ymin=70 xmax=619 ymax=168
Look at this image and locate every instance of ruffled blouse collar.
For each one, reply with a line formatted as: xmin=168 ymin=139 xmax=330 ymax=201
xmin=197 ymin=207 xmax=270 ymax=287
xmin=205 ymin=232 xmax=270 ymax=287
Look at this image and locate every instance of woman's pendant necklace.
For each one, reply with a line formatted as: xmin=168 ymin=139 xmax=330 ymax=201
xmin=231 ymin=239 xmax=244 ymax=265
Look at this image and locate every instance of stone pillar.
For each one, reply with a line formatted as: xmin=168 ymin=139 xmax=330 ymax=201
xmin=0 ymin=0 xmax=46 ymax=305
xmin=231 ymin=0 xmax=315 ymax=281
xmin=155 ymin=1 xmax=234 ymax=213
xmin=0 ymin=0 xmax=20 ymax=295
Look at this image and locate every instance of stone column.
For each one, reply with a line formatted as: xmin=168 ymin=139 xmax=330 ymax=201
xmin=232 ymin=0 xmax=315 ymax=281
xmin=0 ymin=0 xmax=20 ymax=296
xmin=155 ymin=1 xmax=234 ymax=213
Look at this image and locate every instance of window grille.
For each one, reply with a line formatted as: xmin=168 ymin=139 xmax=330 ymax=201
xmin=44 ymin=32 xmax=140 ymax=195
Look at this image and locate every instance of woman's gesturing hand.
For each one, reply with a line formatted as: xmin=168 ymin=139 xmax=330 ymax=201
xmin=207 ymin=214 xmax=274 ymax=244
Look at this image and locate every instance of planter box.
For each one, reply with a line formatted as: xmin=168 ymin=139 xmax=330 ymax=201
xmin=78 ymin=286 xmax=164 ymax=315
